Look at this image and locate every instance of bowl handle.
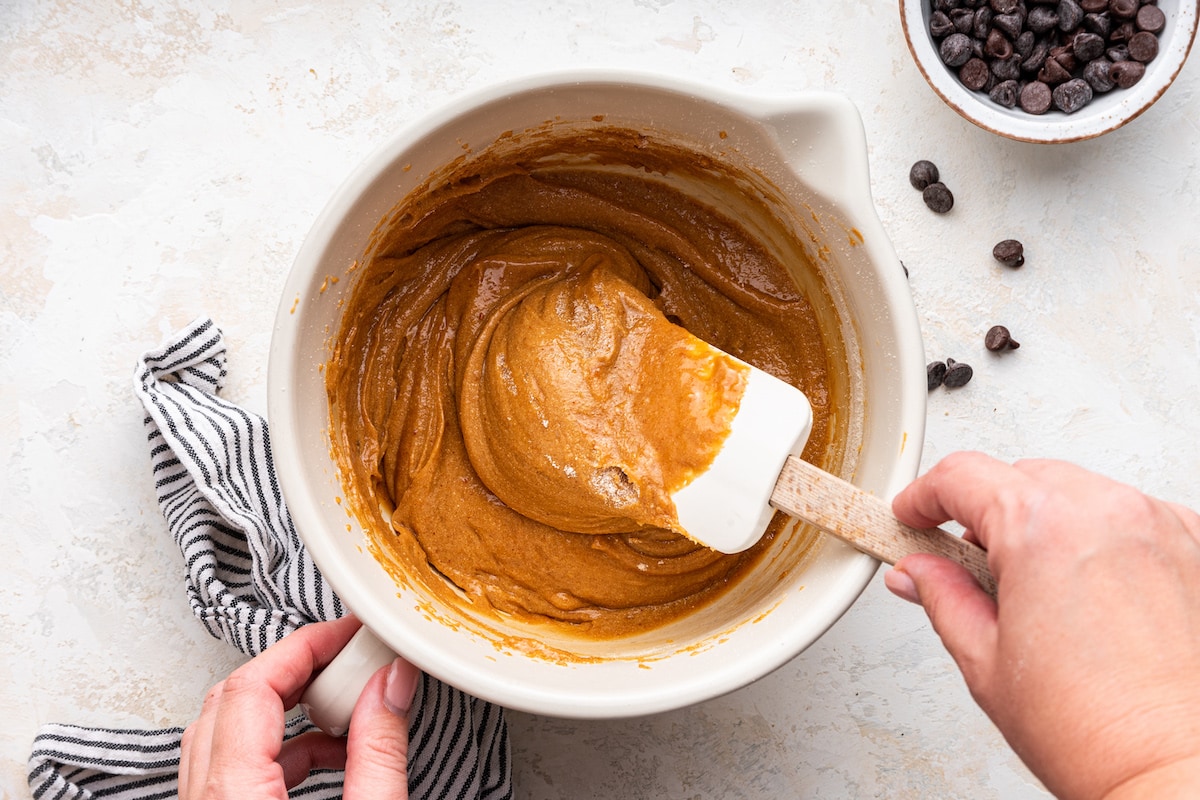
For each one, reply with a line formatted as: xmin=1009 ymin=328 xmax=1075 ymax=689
xmin=754 ymin=93 xmax=873 ymax=214
xmin=299 ymin=625 xmax=398 ymax=736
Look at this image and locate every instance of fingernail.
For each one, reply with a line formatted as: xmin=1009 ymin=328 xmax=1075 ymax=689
xmin=885 ymin=567 xmax=921 ymax=604
xmin=383 ymin=658 xmax=418 ymax=717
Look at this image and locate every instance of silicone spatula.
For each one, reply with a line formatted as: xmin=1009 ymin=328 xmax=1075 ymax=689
xmin=672 ymin=357 xmax=996 ymax=596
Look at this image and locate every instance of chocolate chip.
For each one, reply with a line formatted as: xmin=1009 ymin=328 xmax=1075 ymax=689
xmin=1015 ymin=29 xmax=1036 ymax=57
xmin=930 ymin=10 xmax=956 ymax=38
xmin=927 ymin=361 xmax=948 ymax=390
xmin=1057 ymin=0 xmax=1085 ymax=31
xmin=960 ymin=57 xmax=992 ymax=90
xmin=1079 ymin=0 xmax=1108 ymax=12
xmin=974 ymin=7 xmax=994 ymax=39
xmin=1083 ymin=57 xmax=1116 ymax=91
xmin=943 ymin=359 xmax=974 ymax=388
xmin=1027 ymin=6 xmax=1060 ymax=32
xmin=993 ymin=238 xmax=1025 ymax=267
xmin=952 ymin=7 xmax=977 ymax=34
xmin=1038 ymin=55 xmax=1073 ymax=84
xmin=994 ymin=13 xmax=1024 ymax=39
xmin=990 ymin=0 xmax=1020 ymax=12
xmin=940 ymin=32 xmax=975 ymax=67
xmin=1137 ymin=4 xmax=1166 ymax=33
xmin=992 ymin=53 xmax=1023 ymax=80
xmin=1110 ymin=58 xmax=1146 ymax=87
xmin=1110 ymin=20 xmax=1137 ymax=42
xmin=1054 ymin=78 xmax=1094 ymax=112
xmin=1073 ymin=31 xmax=1106 ymax=61
xmin=909 ymin=160 xmax=941 ymax=190
xmin=985 ymin=325 xmax=1021 ymax=351
xmin=923 ymin=182 xmax=955 ymax=213
xmin=1127 ymin=30 xmax=1159 ymax=62
xmin=990 ymin=78 xmax=1021 ymax=106
xmin=1050 ymin=43 xmax=1078 ymax=72
xmin=1084 ymin=11 xmax=1113 ymax=37
xmin=1109 ymin=0 xmax=1138 ymax=18
xmin=1019 ymin=80 xmax=1054 ymax=113
xmin=1022 ymin=41 xmax=1051 ymax=73
xmin=985 ymin=28 xmax=1015 ymax=58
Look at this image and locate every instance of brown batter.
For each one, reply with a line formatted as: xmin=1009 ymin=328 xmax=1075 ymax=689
xmin=460 ymin=256 xmax=749 ymax=537
xmin=327 ymin=127 xmax=849 ymax=639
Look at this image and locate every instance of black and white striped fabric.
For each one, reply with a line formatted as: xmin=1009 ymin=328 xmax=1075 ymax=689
xmin=28 ymin=317 xmax=512 ymax=800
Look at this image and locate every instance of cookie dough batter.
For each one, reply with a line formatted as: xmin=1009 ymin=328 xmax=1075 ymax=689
xmin=328 ymin=128 xmax=848 ymax=639
xmin=460 ymin=255 xmax=749 ymax=537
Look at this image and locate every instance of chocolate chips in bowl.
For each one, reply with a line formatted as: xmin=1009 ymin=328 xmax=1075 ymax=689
xmin=900 ymin=0 xmax=1198 ymax=142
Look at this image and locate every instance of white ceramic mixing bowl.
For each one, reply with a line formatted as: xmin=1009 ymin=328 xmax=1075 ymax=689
xmin=268 ymin=71 xmax=926 ymax=721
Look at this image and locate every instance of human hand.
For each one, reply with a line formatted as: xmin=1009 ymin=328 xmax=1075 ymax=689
xmin=885 ymin=452 xmax=1200 ymax=800
xmin=180 ymin=615 xmax=419 ymax=799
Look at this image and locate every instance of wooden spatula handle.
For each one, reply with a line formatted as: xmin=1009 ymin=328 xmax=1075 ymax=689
xmin=771 ymin=455 xmax=997 ymax=597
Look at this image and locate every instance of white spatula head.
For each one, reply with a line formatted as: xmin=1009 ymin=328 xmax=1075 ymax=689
xmin=671 ymin=363 xmax=813 ymax=553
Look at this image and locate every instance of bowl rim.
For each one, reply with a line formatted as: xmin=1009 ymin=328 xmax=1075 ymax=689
xmin=268 ymin=69 xmax=927 ymax=717
xmin=899 ymin=0 xmax=1199 ymax=143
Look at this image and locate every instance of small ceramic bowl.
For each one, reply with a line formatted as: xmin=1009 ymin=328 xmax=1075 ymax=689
xmin=269 ymin=71 xmax=926 ymax=722
xmin=900 ymin=0 xmax=1198 ymax=143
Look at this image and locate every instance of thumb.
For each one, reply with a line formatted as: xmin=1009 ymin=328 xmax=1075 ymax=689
xmin=887 ymin=554 xmax=999 ymax=692
xmin=343 ymin=658 xmax=419 ymax=799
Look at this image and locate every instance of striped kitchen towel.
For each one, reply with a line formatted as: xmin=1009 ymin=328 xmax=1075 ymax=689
xmin=28 ymin=317 xmax=512 ymax=799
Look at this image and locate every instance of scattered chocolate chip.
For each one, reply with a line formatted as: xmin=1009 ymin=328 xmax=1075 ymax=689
xmin=909 ymin=159 xmax=941 ymax=190
xmin=1137 ymin=4 xmax=1166 ymax=33
xmin=943 ymin=359 xmax=974 ymax=388
xmin=1020 ymin=80 xmax=1054 ymax=114
xmin=1079 ymin=0 xmax=1108 ymax=12
xmin=927 ymin=360 xmax=948 ymax=390
xmin=1127 ymin=30 xmax=1159 ymax=62
xmin=1054 ymin=78 xmax=1094 ymax=112
xmin=1110 ymin=58 xmax=1146 ymax=87
xmin=991 ymin=0 xmax=1020 ymax=13
xmin=985 ymin=325 xmax=1021 ymax=351
xmin=923 ymin=182 xmax=955 ymax=213
xmin=993 ymin=238 xmax=1025 ymax=267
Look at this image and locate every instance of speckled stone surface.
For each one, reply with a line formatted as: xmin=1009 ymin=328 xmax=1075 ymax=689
xmin=3 ymin=2 xmax=1198 ymax=797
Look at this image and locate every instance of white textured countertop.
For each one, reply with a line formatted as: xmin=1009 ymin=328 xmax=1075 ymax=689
xmin=4 ymin=2 xmax=1198 ymax=797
